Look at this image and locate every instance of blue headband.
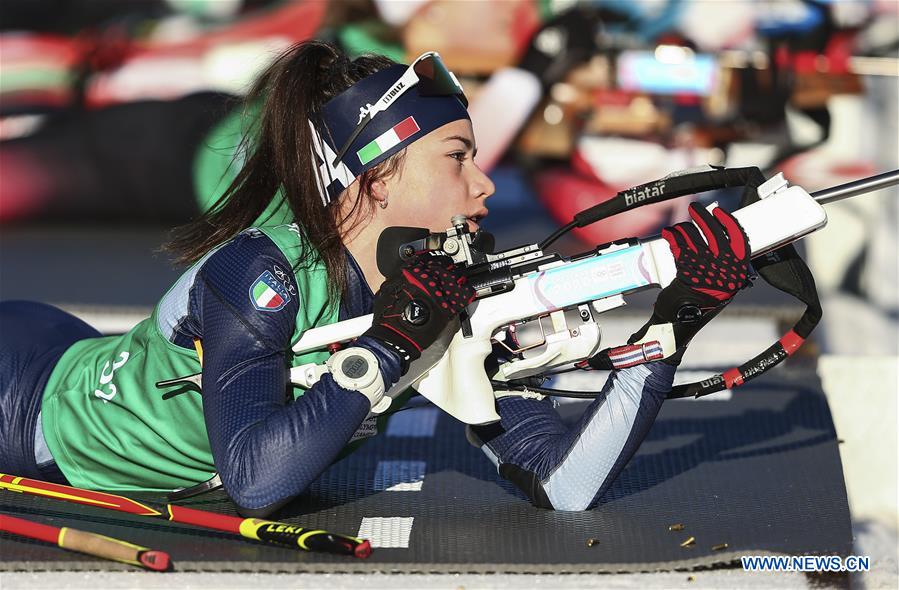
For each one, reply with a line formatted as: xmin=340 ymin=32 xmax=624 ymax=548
xmin=308 ymin=64 xmax=470 ymax=205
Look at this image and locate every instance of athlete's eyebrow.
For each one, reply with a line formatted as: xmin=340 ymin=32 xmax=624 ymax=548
xmin=443 ymin=135 xmax=477 ymax=157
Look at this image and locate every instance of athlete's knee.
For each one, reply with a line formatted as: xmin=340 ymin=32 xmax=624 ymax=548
xmin=543 ymin=490 xmax=595 ymax=512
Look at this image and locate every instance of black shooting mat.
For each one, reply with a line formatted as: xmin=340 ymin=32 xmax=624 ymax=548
xmin=0 ymin=365 xmax=851 ymax=574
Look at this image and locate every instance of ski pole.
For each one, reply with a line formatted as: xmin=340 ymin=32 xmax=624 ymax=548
xmin=0 ymin=474 xmax=371 ymax=559
xmin=0 ymin=512 xmax=172 ymax=571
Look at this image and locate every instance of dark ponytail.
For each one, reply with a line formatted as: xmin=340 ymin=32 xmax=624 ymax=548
xmin=166 ymin=40 xmax=402 ymax=302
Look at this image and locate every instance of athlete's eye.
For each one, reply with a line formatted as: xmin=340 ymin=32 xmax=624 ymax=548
xmin=449 ymin=152 xmax=467 ymax=163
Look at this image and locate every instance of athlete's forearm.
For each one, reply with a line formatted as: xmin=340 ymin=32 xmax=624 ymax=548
xmin=194 ymin=239 xmax=378 ymax=515
xmin=472 ymin=362 xmax=675 ymax=511
xmin=194 ymin=233 xmax=410 ymax=516
xmin=546 ymin=362 xmax=675 ymax=510
xmin=205 ymin=335 xmax=402 ymax=515
xmin=202 ymin=351 xmax=372 ymax=515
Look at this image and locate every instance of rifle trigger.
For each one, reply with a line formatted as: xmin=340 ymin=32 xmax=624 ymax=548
xmin=460 ymin=309 xmax=473 ymax=338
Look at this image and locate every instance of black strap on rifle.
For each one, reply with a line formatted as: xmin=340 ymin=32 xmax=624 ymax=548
xmin=540 ymin=166 xmax=773 ymax=250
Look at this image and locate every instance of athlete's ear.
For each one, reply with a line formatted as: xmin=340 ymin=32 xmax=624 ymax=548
xmin=369 ymin=179 xmax=389 ymax=206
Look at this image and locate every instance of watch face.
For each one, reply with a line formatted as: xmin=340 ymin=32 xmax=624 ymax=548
xmin=341 ymin=355 xmax=370 ymax=379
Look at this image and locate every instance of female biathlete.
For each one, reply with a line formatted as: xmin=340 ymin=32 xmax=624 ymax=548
xmin=0 ymin=41 xmax=751 ymax=516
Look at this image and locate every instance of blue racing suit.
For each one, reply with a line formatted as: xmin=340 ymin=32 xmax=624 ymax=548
xmin=2 ymin=231 xmax=673 ymax=516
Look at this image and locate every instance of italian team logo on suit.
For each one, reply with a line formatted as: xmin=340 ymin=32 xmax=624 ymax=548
xmin=249 ymin=271 xmax=291 ymax=312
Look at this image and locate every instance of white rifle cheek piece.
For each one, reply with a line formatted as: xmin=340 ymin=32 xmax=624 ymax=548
xmin=323 ymin=347 xmax=389 ymax=413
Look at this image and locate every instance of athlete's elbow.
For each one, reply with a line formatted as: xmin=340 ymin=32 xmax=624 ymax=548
xmin=501 ymin=462 xmax=590 ymax=511
xmin=218 ymin=457 xmax=313 ymax=518
xmin=232 ymin=494 xmax=291 ymax=519
xmin=223 ymin=475 xmax=305 ymax=518
xmin=545 ymin=493 xmax=594 ymax=512
xmin=542 ymin=477 xmax=601 ymax=511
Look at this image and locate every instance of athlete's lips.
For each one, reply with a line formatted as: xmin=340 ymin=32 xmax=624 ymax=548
xmin=466 ymin=208 xmax=489 ymax=231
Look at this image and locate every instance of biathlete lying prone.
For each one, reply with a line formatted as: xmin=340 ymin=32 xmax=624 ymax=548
xmin=0 ymin=41 xmax=751 ymax=516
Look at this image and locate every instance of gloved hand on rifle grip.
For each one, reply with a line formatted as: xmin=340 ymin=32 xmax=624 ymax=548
xmin=630 ymin=202 xmax=752 ymax=365
xmin=363 ymin=254 xmax=475 ymax=375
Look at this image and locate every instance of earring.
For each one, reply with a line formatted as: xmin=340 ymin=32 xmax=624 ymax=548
xmin=379 ymin=197 xmax=388 ymax=210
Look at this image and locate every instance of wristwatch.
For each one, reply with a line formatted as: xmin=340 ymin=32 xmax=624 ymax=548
xmin=326 ymin=347 xmax=390 ymax=413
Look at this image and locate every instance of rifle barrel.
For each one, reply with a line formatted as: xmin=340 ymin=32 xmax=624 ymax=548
xmin=812 ymin=169 xmax=899 ymax=204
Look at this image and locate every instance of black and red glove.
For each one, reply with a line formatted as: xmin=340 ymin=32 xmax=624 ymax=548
xmin=630 ymin=202 xmax=752 ymax=365
xmin=364 ymin=254 xmax=475 ymax=375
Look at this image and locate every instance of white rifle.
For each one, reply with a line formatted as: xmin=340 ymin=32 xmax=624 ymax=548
xmin=287 ymin=166 xmax=899 ymax=425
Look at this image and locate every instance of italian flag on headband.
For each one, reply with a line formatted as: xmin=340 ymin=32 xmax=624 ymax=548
xmin=249 ymin=270 xmax=291 ymax=312
xmin=357 ymin=116 xmax=420 ymax=165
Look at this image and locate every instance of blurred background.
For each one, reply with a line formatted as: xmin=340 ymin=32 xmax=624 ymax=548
xmin=0 ymin=1 xmax=896 ymax=584
xmin=0 ymin=0 xmax=896 ymax=344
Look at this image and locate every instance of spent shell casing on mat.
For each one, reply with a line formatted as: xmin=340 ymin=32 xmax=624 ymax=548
xmin=680 ymin=536 xmax=696 ymax=548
